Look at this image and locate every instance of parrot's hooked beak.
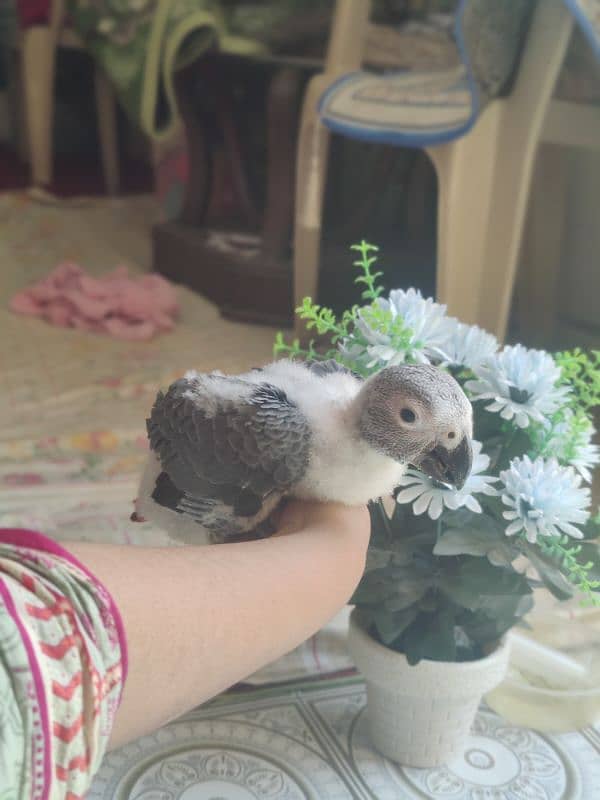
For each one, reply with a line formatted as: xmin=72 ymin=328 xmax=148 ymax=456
xmin=413 ymin=436 xmax=473 ymax=490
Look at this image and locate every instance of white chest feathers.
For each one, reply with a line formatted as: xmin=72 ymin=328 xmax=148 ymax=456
xmin=295 ymin=409 xmax=407 ymax=504
xmin=254 ymin=361 xmax=406 ymax=504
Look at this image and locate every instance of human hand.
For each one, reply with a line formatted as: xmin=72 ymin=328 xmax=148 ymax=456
xmin=272 ymin=499 xmax=371 ymax=588
xmin=274 ymin=498 xmax=370 ymax=540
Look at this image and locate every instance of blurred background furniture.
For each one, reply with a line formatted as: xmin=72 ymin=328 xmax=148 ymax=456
xmin=151 ymin=3 xmax=464 ymax=327
xmin=295 ymin=0 xmax=583 ymax=341
xmin=13 ymin=0 xmax=119 ymax=192
xmin=150 ymin=0 xmax=599 ymax=338
xmin=153 ymin=54 xmax=310 ymax=326
xmin=518 ymin=17 xmax=600 ymax=349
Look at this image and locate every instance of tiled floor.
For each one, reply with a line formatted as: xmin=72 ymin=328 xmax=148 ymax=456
xmin=90 ymin=676 xmax=600 ymax=799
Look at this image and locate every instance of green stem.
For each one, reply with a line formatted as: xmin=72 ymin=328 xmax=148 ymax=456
xmin=377 ymin=498 xmax=394 ymax=546
xmin=537 ymin=536 xmax=600 ymax=606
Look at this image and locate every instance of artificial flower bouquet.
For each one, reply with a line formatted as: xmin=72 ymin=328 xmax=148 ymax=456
xmin=276 ymin=242 xmax=600 ymax=665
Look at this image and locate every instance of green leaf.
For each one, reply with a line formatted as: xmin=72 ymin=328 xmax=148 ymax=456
xmin=576 ymin=542 xmax=600 ymax=582
xmin=399 ymin=609 xmax=459 ymax=664
xmin=476 ymin=591 xmax=534 ymax=620
xmin=370 ymin=607 xmax=418 ymax=646
xmin=555 ymin=348 xmax=600 ymax=414
xmin=487 ymin=546 xmax=519 ymax=568
xmin=364 ymin=548 xmax=392 ymax=572
xmin=535 ymin=536 xmax=600 ymax=604
xmin=383 ymin=581 xmax=427 ymax=612
xmin=458 ymin=598 xmax=533 ymax=646
xmin=434 ymin=516 xmax=519 ymax=568
xmin=579 ymin=516 xmax=600 ymax=542
xmin=349 ymin=241 xmax=384 ymax=301
xmin=350 ymin=570 xmax=398 ymax=605
xmin=434 ymin=529 xmax=494 ymax=556
xmin=367 ymin=502 xmax=437 ymax=559
xmin=438 ymin=559 xmax=532 ymax=611
xmin=523 ymin=545 xmax=575 ymax=601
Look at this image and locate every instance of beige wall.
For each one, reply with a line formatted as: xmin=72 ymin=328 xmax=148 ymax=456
xmin=554 ymin=149 xmax=600 ymax=349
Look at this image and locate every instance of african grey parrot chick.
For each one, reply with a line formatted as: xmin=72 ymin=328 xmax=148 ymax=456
xmin=133 ymin=359 xmax=473 ymax=544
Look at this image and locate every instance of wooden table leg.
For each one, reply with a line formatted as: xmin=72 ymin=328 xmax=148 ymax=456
xmin=174 ymin=59 xmax=214 ymax=227
xmin=155 ymin=58 xmax=307 ymax=326
xmin=262 ymin=67 xmax=304 ymax=261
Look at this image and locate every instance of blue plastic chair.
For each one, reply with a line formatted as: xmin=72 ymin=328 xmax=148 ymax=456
xmin=293 ymin=0 xmax=597 ymax=340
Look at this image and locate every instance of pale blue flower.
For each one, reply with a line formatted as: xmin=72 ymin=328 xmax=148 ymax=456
xmin=500 ymin=455 xmax=590 ymax=543
xmin=570 ymin=434 xmax=599 ymax=484
xmin=542 ymin=411 xmax=599 ymax=483
xmin=436 ymin=318 xmax=499 ymax=371
xmin=385 ymin=288 xmax=450 ymax=358
xmin=466 ymin=344 xmax=570 ymax=428
xmin=340 ymin=288 xmax=450 ymax=370
xmin=338 ymin=314 xmax=407 ymax=372
xmin=395 ymin=440 xmax=498 ymax=520
xmin=358 ymin=314 xmax=420 ymax=368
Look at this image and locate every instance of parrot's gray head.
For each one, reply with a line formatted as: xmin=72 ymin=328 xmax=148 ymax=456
xmin=357 ymin=364 xmax=473 ymax=489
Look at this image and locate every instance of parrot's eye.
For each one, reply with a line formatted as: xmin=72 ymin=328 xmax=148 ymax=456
xmin=400 ymin=408 xmax=416 ymax=423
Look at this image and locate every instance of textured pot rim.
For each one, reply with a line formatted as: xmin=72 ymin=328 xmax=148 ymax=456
xmin=349 ymin=607 xmax=511 ymax=674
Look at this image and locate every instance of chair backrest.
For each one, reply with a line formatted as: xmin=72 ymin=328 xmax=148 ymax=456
xmin=458 ymin=0 xmax=536 ymax=101
xmin=323 ymin=0 xmax=536 ymax=103
xmin=324 ymin=0 xmax=371 ymax=75
xmin=563 ymin=0 xmax=600 ymax=61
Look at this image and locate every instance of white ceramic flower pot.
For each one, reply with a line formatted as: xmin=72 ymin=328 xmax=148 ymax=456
xmin=348 ymin=609 xmax=510 ymax=768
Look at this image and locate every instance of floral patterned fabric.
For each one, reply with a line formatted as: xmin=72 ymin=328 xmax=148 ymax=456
xmin=0 ymin=529 xmax=127 ymax=800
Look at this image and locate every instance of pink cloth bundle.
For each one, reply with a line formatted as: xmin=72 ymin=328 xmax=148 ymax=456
xmin=10 ymin=263 xmax=180 ymax=340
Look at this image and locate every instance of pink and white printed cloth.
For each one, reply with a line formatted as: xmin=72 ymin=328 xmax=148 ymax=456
xmin=0 ymin=529 xmax=127 ymax=800
xmin=10 ymin=262 xmax=179 ymax=341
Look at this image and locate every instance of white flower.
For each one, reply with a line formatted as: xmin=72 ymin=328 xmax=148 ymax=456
xmin=466 ymin=344 xmax=570 ymax=428
xmin=340 ymin=288 xmax=450 ymax=370
xmin=500 ymin=455 xmax=590 ymax=543
xmin=542 ymin=410 xmax=599 ymax=483
xmin=395 ymin=440 xmax=498 ymax=520
xmin=385 ymin=288 xmax=450 ymax=358
xmin=358 ymin=313 xmax=421 ymax=367
xmin=571 ymin=435 xmax=599 ymax=483
xmin=435 ymin=318 xmax=498 ymax=371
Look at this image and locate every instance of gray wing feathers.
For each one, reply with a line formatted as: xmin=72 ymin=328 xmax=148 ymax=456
xmin=147 ymin=376 xmax=311 ymax=505
xmin=307 ymin=359 xmax=362 ymax=380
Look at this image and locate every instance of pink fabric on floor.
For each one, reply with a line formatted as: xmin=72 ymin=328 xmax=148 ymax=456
xmin=10 ymin=263 xmax=180 ymax=341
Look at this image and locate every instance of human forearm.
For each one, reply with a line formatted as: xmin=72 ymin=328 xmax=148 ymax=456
xmin=67 ymin=501 xmax=369 ymax=749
